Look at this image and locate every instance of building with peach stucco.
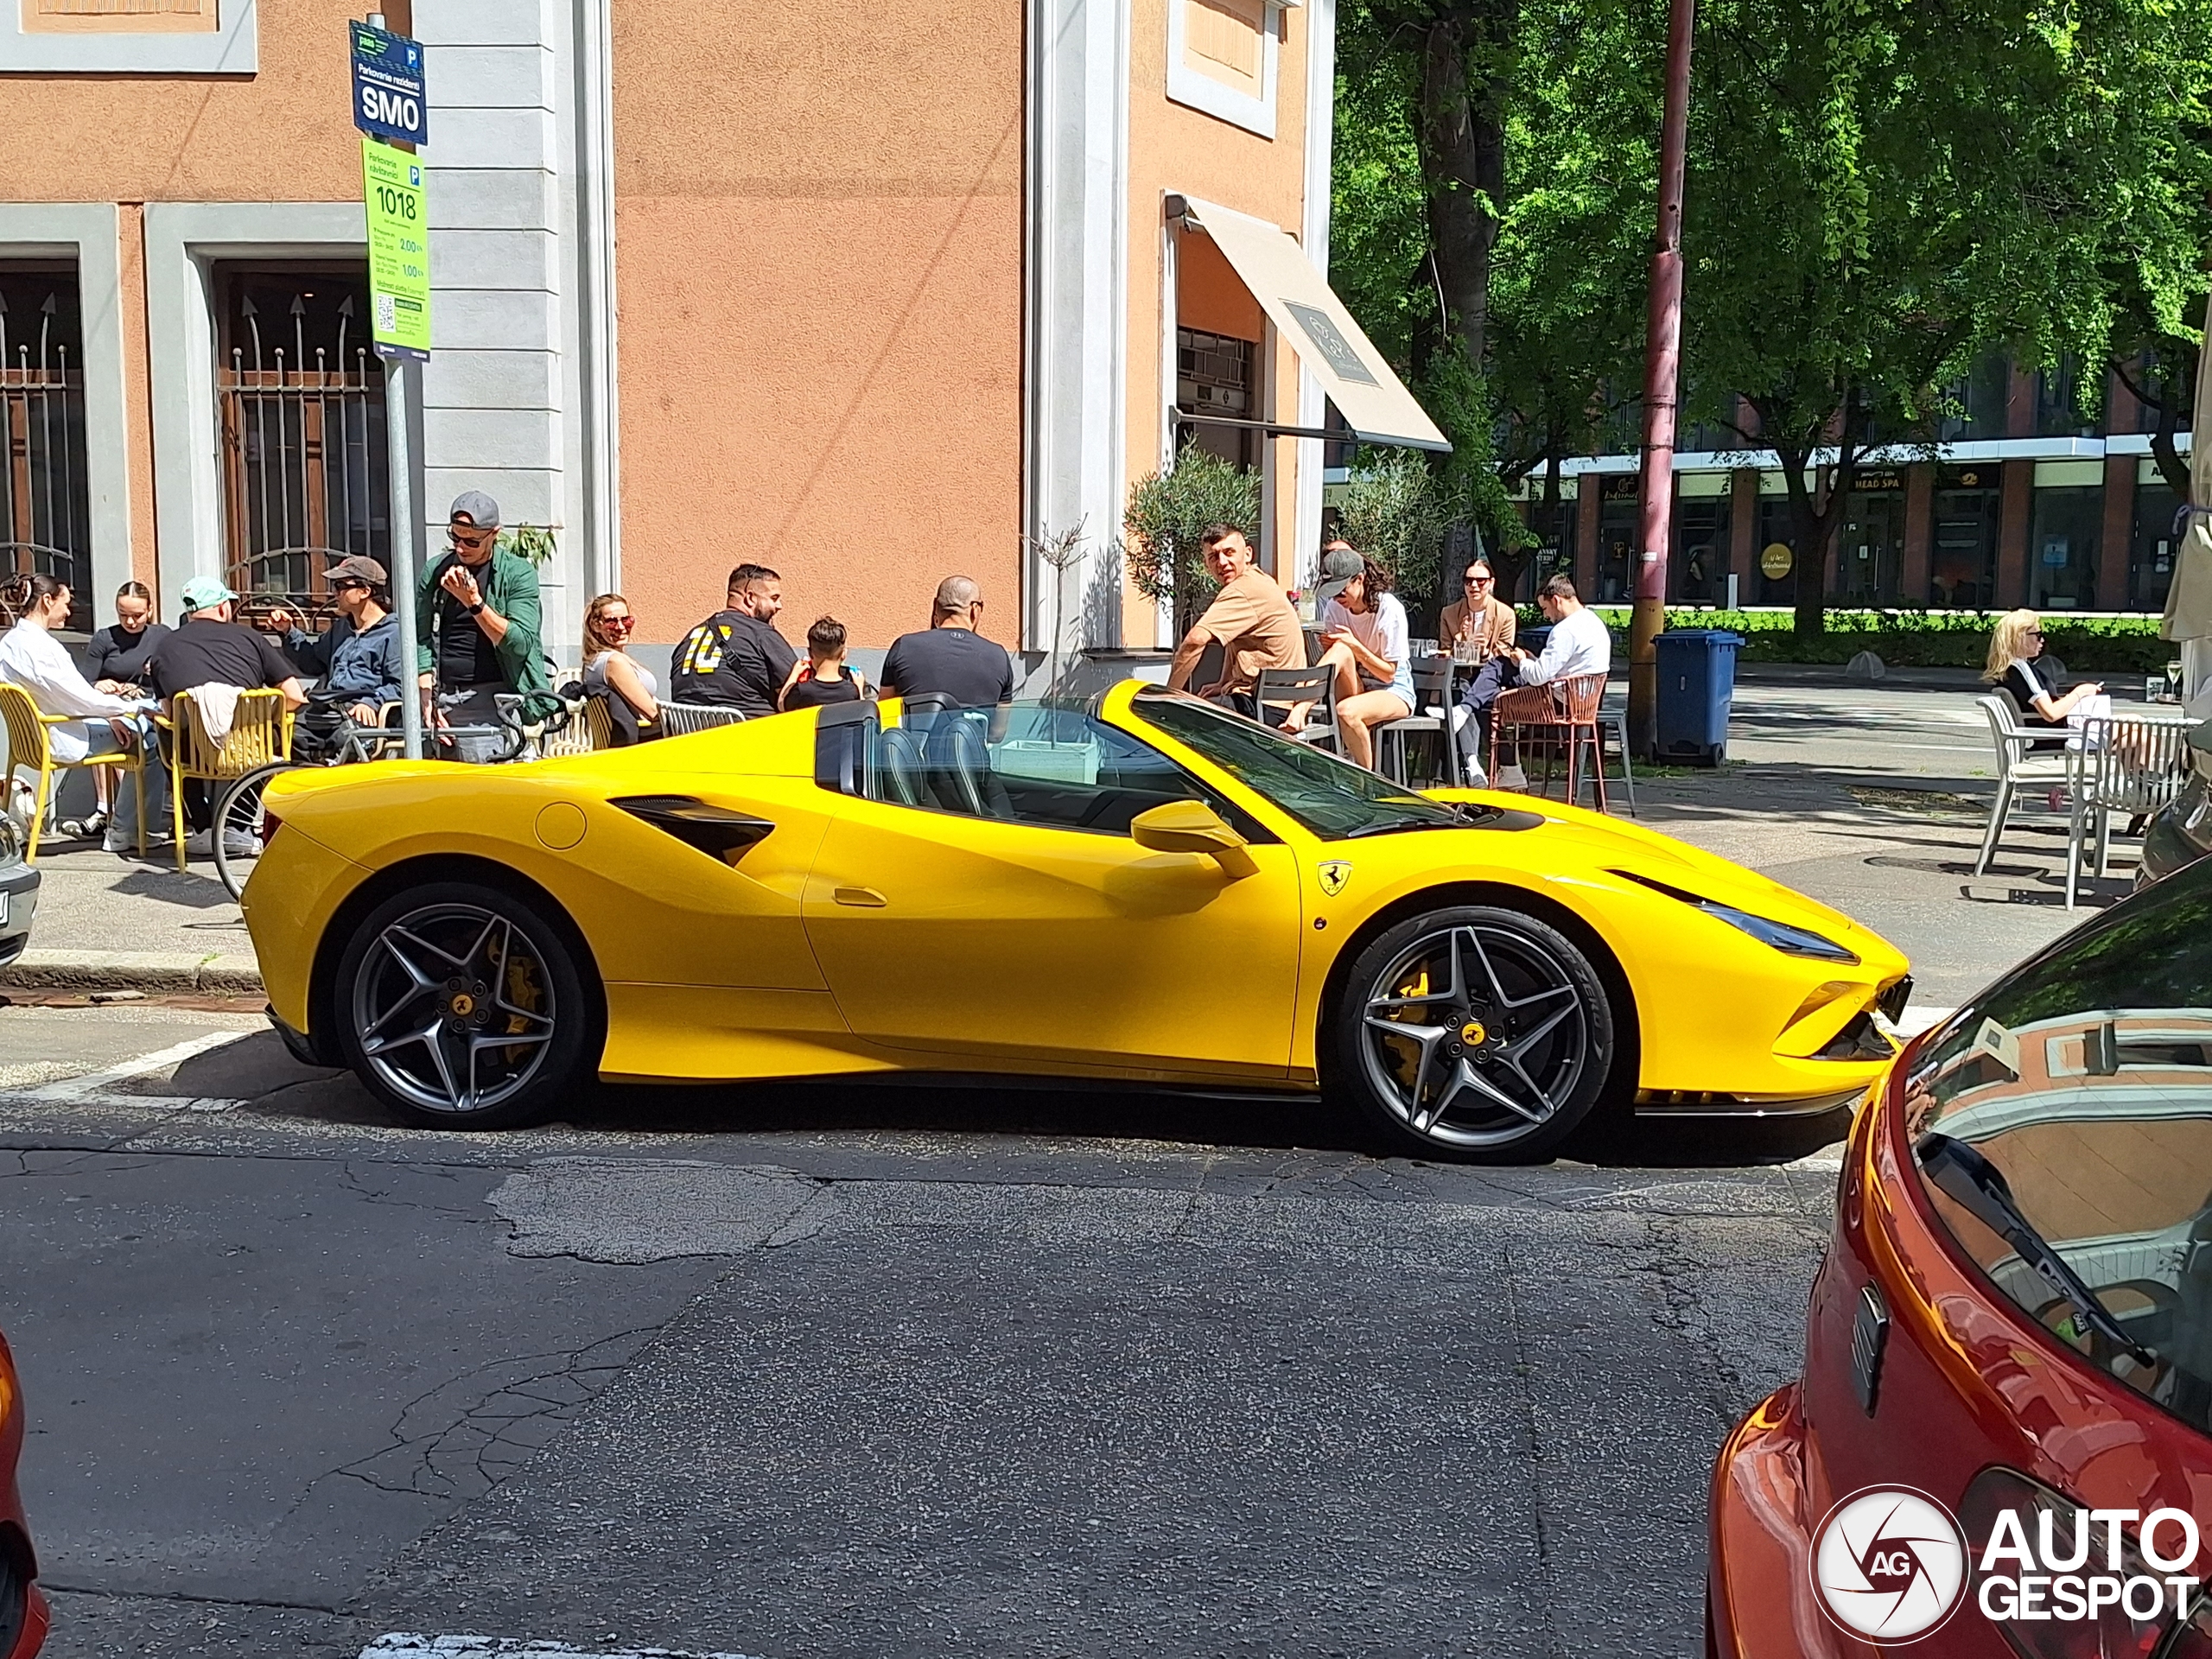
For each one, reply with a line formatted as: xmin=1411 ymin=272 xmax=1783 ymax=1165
xmin=0 ymin=0 xmax=1436 ymax=673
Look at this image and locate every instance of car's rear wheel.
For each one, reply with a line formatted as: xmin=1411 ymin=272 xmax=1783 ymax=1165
xmin=334 ymin=880 xmax=591 ymax=1130
xmin=1329 ymin=904 xmax=1614 ymax=1162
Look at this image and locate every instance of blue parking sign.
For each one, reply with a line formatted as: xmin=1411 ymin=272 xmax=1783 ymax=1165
xmin=350 ymin=22 xmax=427 ymax=149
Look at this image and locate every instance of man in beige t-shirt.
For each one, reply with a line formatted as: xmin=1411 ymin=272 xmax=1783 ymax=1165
xmin=1166 ymin=525 xmax=1306 ymax=715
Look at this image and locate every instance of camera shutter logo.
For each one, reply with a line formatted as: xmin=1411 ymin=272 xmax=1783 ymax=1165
xmin=1810 ymin=1487 xmax=1968 ymax=1642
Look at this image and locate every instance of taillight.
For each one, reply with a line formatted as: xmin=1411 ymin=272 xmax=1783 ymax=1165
xmin=258 ymin=810 xmax=283 ymax=849
xmin=1961 ymin=1469 xmax=2196 ymax=1659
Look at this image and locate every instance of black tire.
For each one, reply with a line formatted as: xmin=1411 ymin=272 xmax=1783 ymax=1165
xmin=333 ymin=879 xmax=594 ymax=1130
xmin=213 ymin=761 xmax=301 ymax=899
xmin=1326 ymin=903 xmax=1615 ymax=1162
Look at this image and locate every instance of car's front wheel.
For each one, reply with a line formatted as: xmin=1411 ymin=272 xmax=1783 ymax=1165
xmin=1329 ymin=904 xmax=1615 ymax=1161
xmin=334 ymin=880 xmax=593 ymax=1130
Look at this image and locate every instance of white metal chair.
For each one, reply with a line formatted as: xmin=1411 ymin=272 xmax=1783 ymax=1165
xmin=1254 ymin=665 xmax=1344 ymax=756
xmin=1972 ymin=694 xmax=2071 ymax=876
xmin=658 ymin=701 xmax=749 ymax=736
xmin=2063 ymin=713 xmax=2202 ymax=907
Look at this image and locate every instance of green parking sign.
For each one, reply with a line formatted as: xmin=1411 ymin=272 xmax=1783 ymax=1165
xmin=361 ymin=137 xmax=430 ymax=360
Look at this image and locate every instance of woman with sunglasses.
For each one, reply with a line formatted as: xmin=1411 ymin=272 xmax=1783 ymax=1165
xmin=1983 ymin=608 xmax=2107 ymax=751
xmin=1437 ymin=557 xmax=1516 ymax=661
xmin=582 ymin=594 xmax=658 ymax=731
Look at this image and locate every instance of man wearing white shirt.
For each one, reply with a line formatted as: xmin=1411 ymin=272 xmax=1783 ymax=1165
xmin=0 ymin=572 xmax=158 ymax=849
xmin=1511 ymin=576 xmax=1611 ymax=686
xmin=1455 ymin=575 xmax=1611 ymax=785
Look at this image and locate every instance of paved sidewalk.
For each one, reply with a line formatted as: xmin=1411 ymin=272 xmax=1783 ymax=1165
xmin=3 ymin=677 xmax=2112 ymax=1008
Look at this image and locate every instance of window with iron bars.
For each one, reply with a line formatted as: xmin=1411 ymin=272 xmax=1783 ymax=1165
xmin=216 ymin=265 xmax=390 ymax=630
xmin=0 ymin=266 xmax=92 ymax=607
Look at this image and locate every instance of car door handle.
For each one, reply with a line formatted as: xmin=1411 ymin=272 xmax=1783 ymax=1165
xmin=833 ymin=886 xmax=887 ymax=908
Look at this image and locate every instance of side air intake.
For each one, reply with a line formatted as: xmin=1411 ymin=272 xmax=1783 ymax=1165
xmin=610 ymin=796 xmax=775 ymax=865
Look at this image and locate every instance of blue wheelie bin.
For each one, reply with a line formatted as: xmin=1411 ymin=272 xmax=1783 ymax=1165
xmin=1653 ymin=629 xmax=1744 ymax=766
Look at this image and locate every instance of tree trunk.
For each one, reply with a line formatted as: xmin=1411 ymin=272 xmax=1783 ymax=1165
xmin=2151 ymin=362 xmax=2193 ymax=499
xmin=1416 ymin=3 xmax=1512 ymax=372
xmin=1774 ymin=442 xmax=1848 ymax=637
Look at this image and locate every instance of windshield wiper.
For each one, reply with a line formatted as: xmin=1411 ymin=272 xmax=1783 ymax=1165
xmin=1916 ymin=1132 xmax=2155 ymax=1367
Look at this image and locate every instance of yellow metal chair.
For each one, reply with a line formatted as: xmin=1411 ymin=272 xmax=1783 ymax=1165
xmin=165 ymin=688 xmax=293 ymax=872
xmin=0 ymin=681 xmax=149 ymax=860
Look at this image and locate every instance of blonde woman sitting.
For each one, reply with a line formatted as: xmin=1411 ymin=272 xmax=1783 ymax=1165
xmin=581 ymin=593 xmax=658 ymax=739
xmin=1982 ymin=609 xmax=2107 ymax=751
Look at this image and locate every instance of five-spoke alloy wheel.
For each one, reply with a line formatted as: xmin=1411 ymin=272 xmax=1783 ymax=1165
xmin=334 ymin=881 xmax=592 ymax=1130
xmin=1331 ymin=905 xmax=1615 ymax=1160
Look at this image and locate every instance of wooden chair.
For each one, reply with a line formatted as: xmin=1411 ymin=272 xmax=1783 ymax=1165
xmin=0 ymin=681 xmax=148 ymax=859
xmin=1374 ymin=656 xmax=1459 ymax=787
xmin=1493 ymin=672 xmax=1614 ymax=812
xmin=166 ymin=688 xmax=293 ymax=872
xmin=1253 ymin=664 xmax=1344 ymax=756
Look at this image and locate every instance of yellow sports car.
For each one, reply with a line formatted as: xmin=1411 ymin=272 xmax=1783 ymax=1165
xmin=244 ymin=683 xmax=1910 ymax=1161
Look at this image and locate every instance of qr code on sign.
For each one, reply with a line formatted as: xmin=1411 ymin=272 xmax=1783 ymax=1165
xmin=377 ymin=294 xmax=397 ymax=332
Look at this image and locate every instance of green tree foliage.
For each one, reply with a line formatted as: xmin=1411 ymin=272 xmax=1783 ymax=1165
xmin=1336 ymin=448 xmax=1450 ymax=598
xmin=1122 ymin=445 xmax=1263 ymax=626
xmin=1681 ymin=0 xmax=2212 ymax=632
xmin=1330 ymin=0 xmax=2212 ymax=632
xmin=1332 ymin=0 xmax=1656 ymax=594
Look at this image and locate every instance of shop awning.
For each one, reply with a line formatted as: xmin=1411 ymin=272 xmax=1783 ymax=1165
xmin=2164 ymin=294 xmax=2212 ymax=643
xmin=1172 ymin=194 xmax=1450 ymax=454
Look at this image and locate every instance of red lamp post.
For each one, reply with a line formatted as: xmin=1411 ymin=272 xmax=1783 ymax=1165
xmin=1627 ymin=0 xmax=1697 ymax=760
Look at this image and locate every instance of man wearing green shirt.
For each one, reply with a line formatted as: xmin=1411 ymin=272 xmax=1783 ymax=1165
xmin=416 ymin=490 xmax=550 ymax=762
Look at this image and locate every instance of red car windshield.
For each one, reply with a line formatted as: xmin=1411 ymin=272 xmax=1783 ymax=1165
xmin=1904 ymin=860 xmax=2212 ymax=1429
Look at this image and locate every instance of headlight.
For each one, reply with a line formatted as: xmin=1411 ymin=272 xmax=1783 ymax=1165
xmin=0 ymin=810 xmax=22 ymax=868
xmin=1614 ymin=870 xmax=1859 ymax=963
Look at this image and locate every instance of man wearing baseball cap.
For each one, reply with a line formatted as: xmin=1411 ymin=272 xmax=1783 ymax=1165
xmin=416 ymin=490 xmax=550 ymax=761
xmin=264 ymin=556 xmax=408 ymax=735
xmin=143 ymin=576 xmax=307 ymax=712
xmin=141 ymin=574 xmax=308 ymax=849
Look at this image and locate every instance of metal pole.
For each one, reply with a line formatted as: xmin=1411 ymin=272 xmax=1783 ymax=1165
xmin=384 ymin=353 xmax=423 ymax=760
xmin=1627 ymin=0 xmax=1696 ymax=760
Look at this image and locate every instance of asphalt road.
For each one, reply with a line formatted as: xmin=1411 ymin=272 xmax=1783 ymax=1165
xmin=3 ymin=673 xmax=2102 ymax=1656
xmin=0 ymin=1000 xmax=1866 ymax=1659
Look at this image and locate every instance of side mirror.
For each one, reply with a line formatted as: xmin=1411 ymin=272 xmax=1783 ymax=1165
xmin=1130 ymin=799 xmax=1257 ymax=879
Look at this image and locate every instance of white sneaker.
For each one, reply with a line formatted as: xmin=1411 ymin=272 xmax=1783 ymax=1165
xmin=1465 ymin=767 xmax=1490 ymax=789
xmin=1498 ymin=764 xmax=1530 ymax=791
xmin=183 ymin=829 xmax=214 ymax=856
xmin=221 ymin=832 xmax=257 ymax=859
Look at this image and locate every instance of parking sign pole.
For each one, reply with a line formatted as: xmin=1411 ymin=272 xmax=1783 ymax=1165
xmin=356 ymin=11 xmax=429 ymax=759
xmin=385 ymin=357 xmax=423 ymax=761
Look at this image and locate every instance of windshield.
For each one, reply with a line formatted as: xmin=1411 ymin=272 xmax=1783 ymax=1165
xmin=1133 ymin=691 xmax=1469 ymax=841
xmin=1904 ymin=858 xmax=2212 ymax=1429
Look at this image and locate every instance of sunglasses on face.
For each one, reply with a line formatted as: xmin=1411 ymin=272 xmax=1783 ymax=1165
xmin=1465 ymin=575 xmax=1493 ymax=587
xmin=600 ymin=614 xmax=634 ymax=632
xmin=332 ymin=580 xmax=368 ymax=594
xmin=448 ymin=528 xmax=495 ymax=549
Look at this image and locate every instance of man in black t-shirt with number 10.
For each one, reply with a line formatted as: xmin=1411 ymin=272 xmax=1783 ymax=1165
xmin=670 ymin=563 xmax=797 ymax=716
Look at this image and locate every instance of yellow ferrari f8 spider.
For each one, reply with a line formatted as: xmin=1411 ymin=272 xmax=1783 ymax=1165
xmin=243 ymin=683 xmax=1910 ymax=1161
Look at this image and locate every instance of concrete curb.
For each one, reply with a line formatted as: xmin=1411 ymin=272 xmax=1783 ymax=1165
xmin=0 ymin=950 xmax=264 ymax=995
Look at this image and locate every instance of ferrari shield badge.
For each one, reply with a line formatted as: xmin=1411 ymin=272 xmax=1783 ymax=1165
xmin=1316 ymin=861 xmax=1352 ymax=897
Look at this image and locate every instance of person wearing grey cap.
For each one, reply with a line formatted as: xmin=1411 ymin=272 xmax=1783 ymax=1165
xmin=416 ymin=490 xmax=550 ymax=760
xmin=264 ymin=556 xmax=409 ymax=741
xmin=1308 ymin=543 xmax=1415 ymax=770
